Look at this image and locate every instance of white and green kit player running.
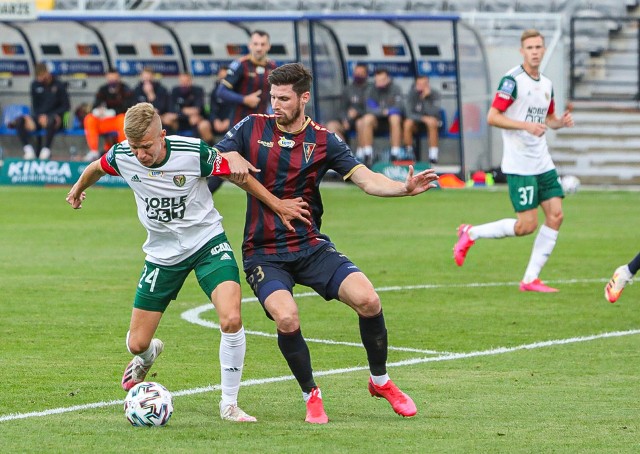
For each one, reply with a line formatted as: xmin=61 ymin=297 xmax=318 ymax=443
xmin=453 ymin=29 xmax=574 ymax=292
xmin=66 ymin=102 xmax=310 ymax=422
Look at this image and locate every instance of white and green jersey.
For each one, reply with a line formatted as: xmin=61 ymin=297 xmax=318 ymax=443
xmin=101 ymin=135 xmax=231 ymax=266
xmin=491 ymin=65 xmax=556 ymax=175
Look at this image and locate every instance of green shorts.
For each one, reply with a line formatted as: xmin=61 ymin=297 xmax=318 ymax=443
xmin=134 ymin=232 xmax=240 ymax=312
xmin=506 ymin=169 xmax=564 ymax=212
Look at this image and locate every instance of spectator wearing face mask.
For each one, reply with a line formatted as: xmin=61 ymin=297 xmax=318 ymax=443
xmin=83 ymin=68 xmax=134 ymax=161
xmin=325 ymin=63 xmax=370 ymax=145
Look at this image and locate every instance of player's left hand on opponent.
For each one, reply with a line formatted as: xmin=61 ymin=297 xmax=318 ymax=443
xmin=404 ymin=166 xmax=439 ymax=195
xmin=276 ymin=197 xmax=311 ymax=232
xmin=223 ymin=151 xmax=261 ymax=184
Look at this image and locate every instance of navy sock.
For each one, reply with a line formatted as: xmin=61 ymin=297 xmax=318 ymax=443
xmin=628 ymin=252 xmax=640 ymax=276
xmin=359 ymin=310 xmax=388 ymax=376
xmin=277 ymin=328 xmax=316 ymax=394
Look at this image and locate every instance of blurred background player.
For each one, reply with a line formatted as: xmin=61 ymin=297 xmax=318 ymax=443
xmin=357 ymin=68 xmax=405 ymax=165
xmin=13 ymin=62 xmax=69 ymax=160
xmin=216 ymin=30 xmax=276 ymax=125
xmin=605 ymin=252 xmax=640 ymax=303
xmin=453 ymin=29 xmax=574 ymax=293
xmin=133 ymin=67 xmax=170 ymax=117
xmin=83 ymin=68 xmax=134 ymax=161
xmin=325 ymin=63 xmax=370 ymax=143
xmin=207 ymin=65 xmax=234 ymax=194
xmin=402 ymin=75 xmax=441 ymax=163
xmin=162 ymin=72 xmax=213 ymax=144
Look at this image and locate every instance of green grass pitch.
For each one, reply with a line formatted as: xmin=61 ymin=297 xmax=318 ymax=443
xmin=0 ymin=183 xmax=638 ymax=453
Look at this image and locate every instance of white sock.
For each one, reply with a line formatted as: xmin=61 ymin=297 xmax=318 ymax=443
xmin=220 ymin=327 xmax=246 ymax=408
xmin=126 ymin=331 xmax=158 ymax=365
xmin=356 ymin=147 xmax=365 ymax=160
xmin=363 ymin=146 xmax=373 ymax=157
xmin=523 ymin=225 xmax=559 ymax=283
xmin=469 ymin=219 xmax=516 ymax=241
xmin=405 ymin=146 xmax=414 ymax=157
xmin=390 ymin=146 xmax=403 ymax=157
xmin=302 ymin=388 xmax=321 ymax=402
xmin=370 ymin=373 xmax=390 ymax=386
xmin=429 ymin=146 xmax=439 ymax=161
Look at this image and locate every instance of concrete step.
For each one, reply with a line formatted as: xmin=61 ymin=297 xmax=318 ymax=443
xmin=551 ymin=137 xmax=640 ymax=150
xmin=552 ymin=150 xmax=640 ymax=183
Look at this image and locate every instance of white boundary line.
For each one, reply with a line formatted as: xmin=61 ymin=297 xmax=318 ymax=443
xmin=0 ymin=278 xmax=615 ymax=424
xmin=2 ymin=328 xmax=638 ymax=423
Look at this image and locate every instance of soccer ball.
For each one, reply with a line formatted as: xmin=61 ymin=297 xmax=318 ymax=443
xmin=560 ymin=175 xmax=581 ymax=195
xmin=124 ymin=382 xmax=173 ymax=427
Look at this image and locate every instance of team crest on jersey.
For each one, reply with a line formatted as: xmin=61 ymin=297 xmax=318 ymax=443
xmin=499 ymin=78 xmax=515 ymax=96
xmin=303 ymin=142 xmax=316 ymax=163
xmin=278 ymin=137 xmax=295 ymax=149
xmin=148 ymin=170 xmax=164 ymax=178
xmin=173 ymin=175 xmax=186 ymax=187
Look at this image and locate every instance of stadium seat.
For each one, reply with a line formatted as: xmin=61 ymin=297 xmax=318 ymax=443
xmin=335 ymin=0 xmax=374 ymax=11
xmin=300 ymin=0 xmax=336 ymax=10
xmin=407 ymin=1 xmax=445 ymax=12
xmin=374 ymin=0 xmax=411 ymax=11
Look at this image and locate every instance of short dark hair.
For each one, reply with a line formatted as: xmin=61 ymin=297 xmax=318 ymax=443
xmin=251 ymin=29 xmax=270 ymax=40
xmin=374 ymin=68 xmax=389 ymax=76
xmin=34 ymin=62 xmax=49 ymax=77
xmin=268 ymin=63 xmax=313 ymax=96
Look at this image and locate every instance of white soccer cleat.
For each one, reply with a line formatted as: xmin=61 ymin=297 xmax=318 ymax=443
xmin=39 ymin=147 xmax=51 ymax=160
xmin=23 ymin=144 xmax=36 ymax=160
xmin=121 ymin=338 xmax=164 ymax=391
xmin=220 ymin=403 xmax=257 ymax=422
xmin=84 ymin=150 xmax=100 ymax=162
xmin=605 ymin=265 xmax=633 ymax=303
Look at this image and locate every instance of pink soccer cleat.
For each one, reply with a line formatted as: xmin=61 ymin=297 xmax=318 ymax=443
xmin=121 ymin=338 xmax=164 ymax=391
xmin=453 ymin=224 xmax=475 ymax=266
xmin=519 ymin=279 xmax=558 ymax=293
xmin=368 ymin=378 xmax=417 ymax=417
xmin=305 ymin=387 xmax=328 ymax=424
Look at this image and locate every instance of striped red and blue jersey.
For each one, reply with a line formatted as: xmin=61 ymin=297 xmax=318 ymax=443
xmin=213 ymin=114 xmax=364 ymax=258
xmin=222 ymin=56 xmax=277 ymax=125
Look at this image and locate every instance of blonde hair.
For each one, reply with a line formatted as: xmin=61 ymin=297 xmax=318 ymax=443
xmin=124 ymin=102 xmax=158 ymax=142
xmin=521 ymin=29 xmax=544 ymax=45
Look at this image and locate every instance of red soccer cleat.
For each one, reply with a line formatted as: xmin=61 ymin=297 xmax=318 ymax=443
xmin=453 ymin=224 xmax=475 ymax=266
xmin=519 ymin=279 xmax=558 ymax=293
xmin=305 ymin=387 xmax=328 ymax=424
xmin=368 ymin=378 xmax=417 ymax=417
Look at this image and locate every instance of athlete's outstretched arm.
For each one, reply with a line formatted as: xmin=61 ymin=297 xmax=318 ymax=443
xmin=66 ymin=160 xmax=107 ymax=209
xmin=349 ymin=165 xmax=438 ymax=197
xmin=234 ymin=175 xmax=311 ymax=232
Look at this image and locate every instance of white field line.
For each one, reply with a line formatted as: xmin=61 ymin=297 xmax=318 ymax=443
xmin=2 ymin=328 xmax=639 ymax=423
xmin=0 ymin=278 xmax=613 ymax=424
xmin=180 ymin=278 xmax=607 ymax=355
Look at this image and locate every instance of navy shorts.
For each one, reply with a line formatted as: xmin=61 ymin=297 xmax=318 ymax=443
xmin=243 ymin=244 xmax=361 ymax=318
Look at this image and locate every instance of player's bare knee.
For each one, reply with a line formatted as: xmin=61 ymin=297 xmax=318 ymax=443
xmin=127 ymin=338 xmax=150 ymax=355
xmin=355 ymin=291 xmax=381 ymax=316
xmin=274 ymin=313 xmax=300 ymax=333
xmin=515 ymin=220 xmax=537 ymax=236
xmin=219 ymin=313 xmax=243 ymax=333
xmin=547 ymin=210 xmax=563 ymax=229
